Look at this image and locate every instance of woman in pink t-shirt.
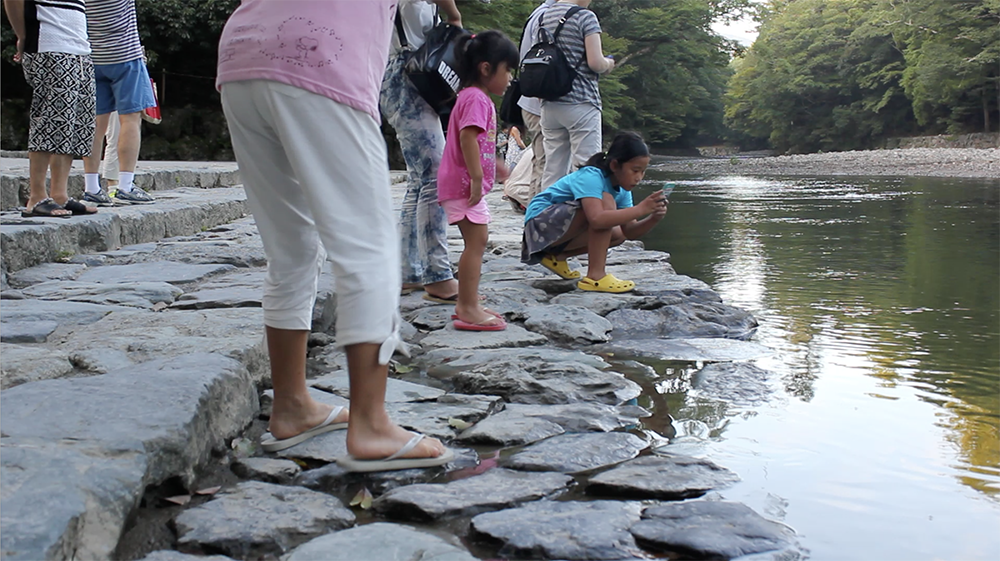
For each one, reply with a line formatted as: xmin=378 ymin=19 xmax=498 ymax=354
xmin=437 ymin=31 xmax=519 ymax=331
xmin=216 ymin=0 xmax=451 ymax=472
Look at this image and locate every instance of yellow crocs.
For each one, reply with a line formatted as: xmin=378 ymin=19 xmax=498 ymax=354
xmin=577 ymin=274 xmax=636 ymax=293
xmin=540 ymin=254 xmax=581 ymax=279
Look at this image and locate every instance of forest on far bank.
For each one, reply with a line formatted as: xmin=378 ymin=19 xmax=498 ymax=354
xmin=1 ymin=0 xmax=996 ymax=159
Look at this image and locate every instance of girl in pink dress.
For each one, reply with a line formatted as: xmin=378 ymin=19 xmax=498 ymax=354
xmin=437 ymin=31 xmax=519 ymax=331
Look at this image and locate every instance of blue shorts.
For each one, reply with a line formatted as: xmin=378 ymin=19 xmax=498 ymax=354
xmin=94 ymin=59 xmax=155 ymax=115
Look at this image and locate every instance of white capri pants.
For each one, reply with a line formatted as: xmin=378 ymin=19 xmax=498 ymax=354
xmin=540 ymin=101 xmax=602 ymax=189
xmin=221 ymin=80 xmax=402 ymax=362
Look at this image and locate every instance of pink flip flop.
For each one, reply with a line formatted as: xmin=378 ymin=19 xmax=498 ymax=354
xmin=453 ymin=317 xmax=507 ymax=331
xmin=451 ymin=309 xmax=503 ymax=320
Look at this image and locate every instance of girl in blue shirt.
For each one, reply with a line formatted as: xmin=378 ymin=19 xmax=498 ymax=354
xmin=521 ymin=131 xmax=667 ymax=293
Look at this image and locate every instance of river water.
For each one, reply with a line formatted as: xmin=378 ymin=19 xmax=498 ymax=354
xmin=633 ymin=171 xmax=1000 ymax=560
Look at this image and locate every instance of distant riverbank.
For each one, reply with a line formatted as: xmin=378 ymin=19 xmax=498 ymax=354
xmin=653 ymin=147 xmax=1000 ymax=179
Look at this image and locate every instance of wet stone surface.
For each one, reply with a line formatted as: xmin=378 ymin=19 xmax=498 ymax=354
xmin=586 ymin=454 xmax=740 ymax=499
xmin=502 ymin=432 xmax=649 ymax=473
xmin=630 ymin=501 xmax=798 ymax=559
xmin=285 ymin=522 xmax=478 ymax=561
xmin=374 ymin=468 xmax=573 ymax=521
xmin=230 ymin=457 xmax=302 ymax=485
xmin=174 ymin=481 xmax=355 ymax=559
xmin=470 ymin=500 xmax=646 ymax=560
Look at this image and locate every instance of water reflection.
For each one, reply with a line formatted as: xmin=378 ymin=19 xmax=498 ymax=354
xmin=629 ymin=172 xmax=1000 ymax=558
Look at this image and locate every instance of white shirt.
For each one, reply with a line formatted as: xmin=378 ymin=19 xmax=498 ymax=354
xmin=390 ymin=0 xmax=437 ymax=55
xmin=517 ymin=0 xmax=556 ymax=116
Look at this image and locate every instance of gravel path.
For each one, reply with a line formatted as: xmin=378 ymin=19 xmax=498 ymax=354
xmin=652 ymin=148 xmax=1000 ymax=179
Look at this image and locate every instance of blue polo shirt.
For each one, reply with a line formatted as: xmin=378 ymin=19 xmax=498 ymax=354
xmin=525 ymin=166 xmax=634 ymax=222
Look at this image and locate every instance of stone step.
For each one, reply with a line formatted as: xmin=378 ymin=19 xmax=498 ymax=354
xmin=1 ymin=157 xmax=241 ymax=211
xmin=0 ymin=186 xmax=248 ymax=274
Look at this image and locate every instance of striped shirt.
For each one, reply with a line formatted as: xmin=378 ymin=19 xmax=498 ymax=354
xmin=85 ymin=0 xmax=143 ymax=65
xmin=538 ymin=2 xmax=602 ymax=108
xmin=23 ymin=0 xmax=90 ymax=55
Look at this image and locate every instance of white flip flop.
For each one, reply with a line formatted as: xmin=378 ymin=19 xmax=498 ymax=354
xmin=336 ymin=432 xmax=455 ymax=473
xmin=261 ymin=405 xmax=348 ymax=452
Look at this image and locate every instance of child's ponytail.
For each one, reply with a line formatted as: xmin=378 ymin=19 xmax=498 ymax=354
xmin=584 ymin=132 xmax=649 ymax=176
xmin=456 ymin=30 xmax=520 ymax=88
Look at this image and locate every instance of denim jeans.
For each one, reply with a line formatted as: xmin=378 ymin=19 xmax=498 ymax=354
xmin=380 ymin=54 xmax=453 ymax=285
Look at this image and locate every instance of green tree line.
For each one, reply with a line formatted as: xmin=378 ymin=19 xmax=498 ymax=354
xmin=725 ymin=0 xmax=999 ymax=153
xmin=1 ymin=0 xmax=750 ymax=158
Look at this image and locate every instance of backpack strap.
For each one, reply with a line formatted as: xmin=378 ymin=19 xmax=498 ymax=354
xmin=394 ymin=9 xmax=409 ymax=50
xmin=551 ymin=6 xmax=585 ymax=43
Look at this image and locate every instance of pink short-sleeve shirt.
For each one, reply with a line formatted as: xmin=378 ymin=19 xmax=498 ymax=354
xmin=437 ymin=87 xmax=497 ymax=202
xmin=215 ymin=0 xmax=394 ymax=122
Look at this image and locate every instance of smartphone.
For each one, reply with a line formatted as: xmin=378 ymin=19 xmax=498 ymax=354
xmin=662 ymin=182 xmax=676 ymax=199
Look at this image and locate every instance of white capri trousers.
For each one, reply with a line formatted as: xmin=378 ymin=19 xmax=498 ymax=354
xmin=221 ymin=80 xmax=402 ymax=362
xmin=540 ymin=101 xmax=602 ymax=189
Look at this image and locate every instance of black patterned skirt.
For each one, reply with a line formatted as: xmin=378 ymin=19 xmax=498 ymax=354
xmin=21 ymin=52 xmax=96 ymax=157
xmin=521 ymin=200 xmax=582 ymax=264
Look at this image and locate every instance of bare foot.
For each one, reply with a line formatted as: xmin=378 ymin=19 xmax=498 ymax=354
xmin=424 ymin=278 xmax=459 ymax=300
xmin=26 ymin=198 xmax=70 ymax=217
xmin=269 ymin=400 xmax=350 ymax=440
xmin=455 ymin=303 xmax=503 ymax=327
xmin=347 ymin=418 xmax=446 ymax=460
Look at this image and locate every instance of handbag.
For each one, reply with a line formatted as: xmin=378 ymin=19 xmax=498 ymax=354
xmin=142 ymin=78 xmax=161 ymax=124
xmin=499 ymin=78 xmax=524 ymax=127
xmin=395 ymin=12 xmax=470 ymax=117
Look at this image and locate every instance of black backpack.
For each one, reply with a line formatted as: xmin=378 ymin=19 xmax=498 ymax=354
xmin=518 ymin=6 xmax=586 ymax=101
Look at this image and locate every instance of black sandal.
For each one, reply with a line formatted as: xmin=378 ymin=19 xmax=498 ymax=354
xmin=20 ymin=198 xmax=71 ymax=218
xmin=62 ymin=198 xmax=98 ymax=215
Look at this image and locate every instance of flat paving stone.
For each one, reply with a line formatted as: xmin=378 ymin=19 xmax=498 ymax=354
xmin=174 ymin=481 xmax=355 ymax=559
xmin=502 ymin=432 xmax=648 ymax=474
xmin=456 ymin=410 xmax=566 ymax=446
xmin=450 ymin=358 xmax=641 ymax=406
xmin=0 ymin=298 xmax=135 ymax=325
xmin=1 ymin=354 xmax=257 ymax=561
xmin=503 ymin=402 xmax=650 ymax=433
xmin=230 ymin=457 xmax=302 ymax=485
xmin=309 ymin=372 xmax=445 ymax=403
xmin=470 ymin=500 xmax=645 ymax=560
xmin=6 ymin=262 xmax=87 ymax=287
xmin=601 ymin=337 xmax=772 ymax=362
xmin=138 ymin=551 xmax=235 ymax=561
xmin=386 ymin=393 xmax=504 ymax=441
xmin=52 ymin=308 xmax=268 ymax=384
xmin=586 ymin=454 xmax=740 ymax=500
xmin=19 ymin=280 xmax=183 ymax=309
xmin=285 ymin=522 xmax=477 ymax=561
xmin=374 ymin=468 xmax=573 ymax=521
xmin=0 ymin=343 xmax=73 ymax=389
xmin=0 ymin=319 xmax=59 ymax=343
xmin=419 ymin=323 xmax=547 ymax=351
xmin=630 ymin=501 xmax=797 ymax=559
xmin=75 ymin=261 xmax=235 ymax=285
xmin=522 ymin=304 xmax=613 ymax=344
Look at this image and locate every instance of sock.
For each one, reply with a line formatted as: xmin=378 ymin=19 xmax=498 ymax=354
xmin=118 ymin=172 xmax=135 ymax=193
xmin=85 ymin=173 xmax=101 ymax=194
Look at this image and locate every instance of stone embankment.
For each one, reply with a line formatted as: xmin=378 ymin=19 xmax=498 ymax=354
xmin=0 ymin=161 xmax=798 ymax=561
xmin=657 ymin=146 xmax=1000 ymax=179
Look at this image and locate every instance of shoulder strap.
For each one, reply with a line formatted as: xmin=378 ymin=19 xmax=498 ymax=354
xmin=394 ymin=9 xmax=408 ymax=49
xmin=551 ymin=6 xmax=585 ymax=42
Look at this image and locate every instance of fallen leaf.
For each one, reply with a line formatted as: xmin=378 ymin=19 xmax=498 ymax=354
xmin=448 ymin=418 xmax=472 ymax=430
xmin=394 ymin=363 xmax=413 ymax=374
xmin=164 ymin=495 xmax=191 ymax=506
xmin=349 ymin=487 xmax=373 ymax=509
xmin=292 ymin=458 xmax=309 ymax=469
xmin=195 ymin=486 xmax=221 ymax=495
